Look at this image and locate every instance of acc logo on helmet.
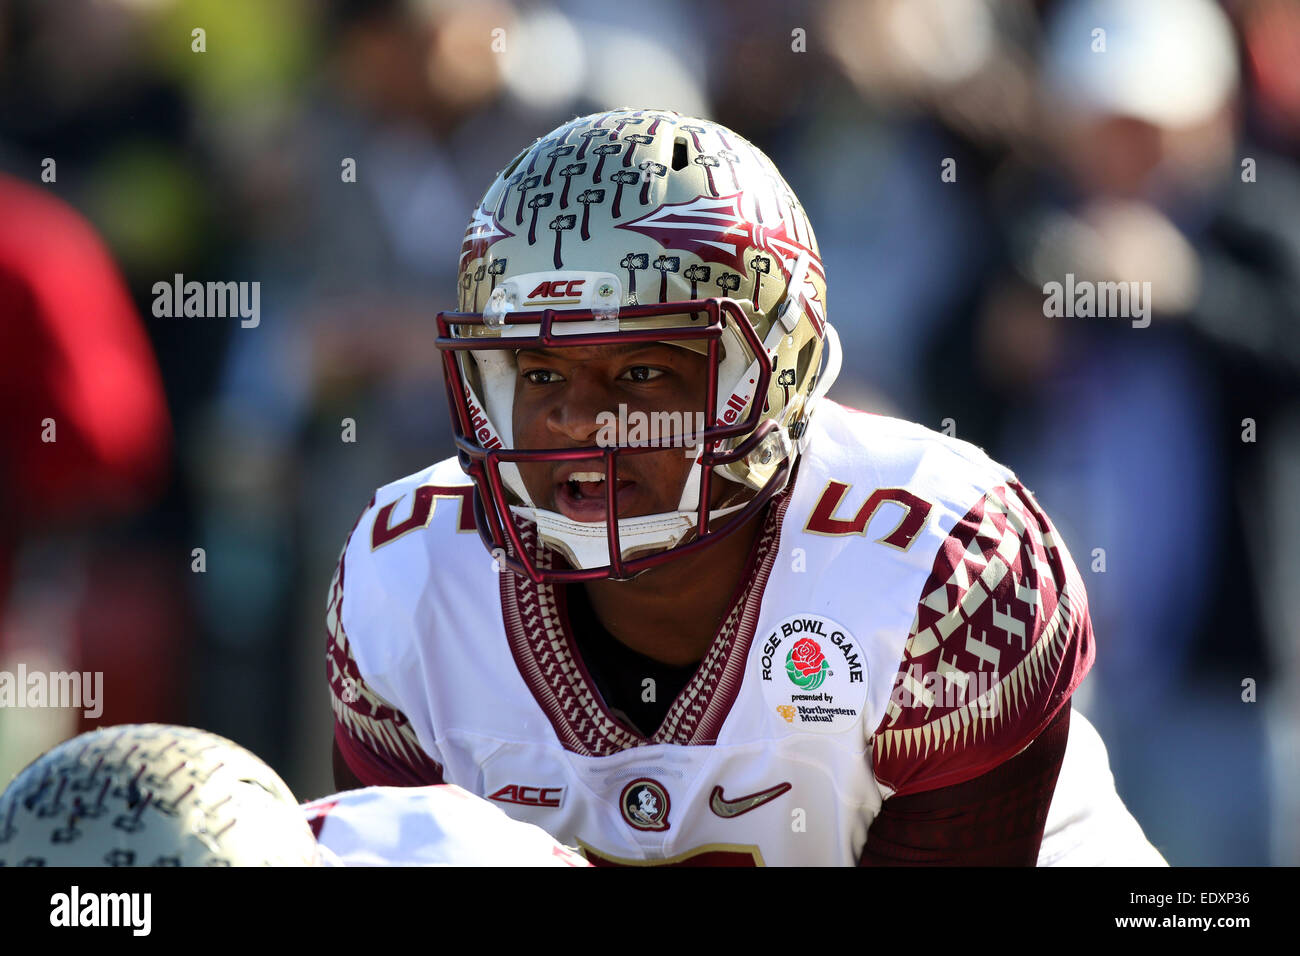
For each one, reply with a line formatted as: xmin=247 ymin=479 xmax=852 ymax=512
xmin=526 ymin=279 xmax=586 ymax=300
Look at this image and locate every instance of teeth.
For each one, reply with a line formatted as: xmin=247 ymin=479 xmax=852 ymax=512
xmin=569 ymin=472 xmax=605 ymax=482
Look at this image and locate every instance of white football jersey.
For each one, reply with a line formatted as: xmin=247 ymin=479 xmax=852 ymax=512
xmin=327 ymin=401 xmax=1165 ymax=866
xmin=302 ymin=785 xmax=590 ymax=866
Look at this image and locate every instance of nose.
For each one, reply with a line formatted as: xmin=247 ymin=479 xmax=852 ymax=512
xmin=544 ymin=369 xmax=613 ymax=445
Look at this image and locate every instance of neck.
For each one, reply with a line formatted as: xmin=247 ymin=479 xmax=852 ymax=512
xmin=580 ymin=504 xmax=769 ymax=668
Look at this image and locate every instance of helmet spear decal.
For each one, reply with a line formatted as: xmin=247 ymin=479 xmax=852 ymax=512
xmin=620 ymin=252 xmax=649 ymax=303
xmin=525 ymin=193 xmax=553 ymax=245
xmin=543 ymin=144 xmax=575 ymax=186
xmin=576 ymin=188 xmax=605 ymax=241
xmin=610 ymin=170 xmax=641 ymax=218
xmin=638 ymin=161 xmax=667 ymax=204
xmin=591 ymin=142 xmax=624 ymax=184
xmin=558 ymin=162 xmax=587 ymax=208
xmin=653 ymin=255 xmax=680 ymax=303
xmin=683 ymin=263 xmax=711 ymax=298
xmin=549 ymin=214 xmax=577 ymax=269
xmin=623 ymin=133 xmax=654 ymax=167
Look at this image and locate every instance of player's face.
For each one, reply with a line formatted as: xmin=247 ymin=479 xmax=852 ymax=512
xmin=512 ymin=342 xmax=718 ymax=523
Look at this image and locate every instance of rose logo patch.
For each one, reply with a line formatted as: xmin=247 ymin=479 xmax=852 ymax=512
xmin=786 ymin=638 xmax=830 ymax=690
xmin=758 ymin=615 xmax=868 ymax=733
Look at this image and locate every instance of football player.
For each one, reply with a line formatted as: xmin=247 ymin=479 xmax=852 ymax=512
xmin=327 ymin=108 xmax=1166 ymax=866
xmin=0 ymin=723 xmax=588 ymax=866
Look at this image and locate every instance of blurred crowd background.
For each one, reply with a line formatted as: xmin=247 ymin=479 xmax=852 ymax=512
xmin=1 ymin=0 xmax=1297 ymax=865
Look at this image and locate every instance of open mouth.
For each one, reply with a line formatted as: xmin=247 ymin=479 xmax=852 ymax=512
xmin=554 ymin=470 xmax=638 ymax=522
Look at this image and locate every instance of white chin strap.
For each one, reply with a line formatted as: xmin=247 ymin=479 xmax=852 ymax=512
xmin=512 ymin=501 xmax=747 ymax=572
xmin=801 ymin=323 xmax=842 ymax=450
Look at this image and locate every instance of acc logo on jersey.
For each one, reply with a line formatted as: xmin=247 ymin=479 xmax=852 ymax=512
xmin=757 ymin=615 xmax=868 ymax=734
xmin=619 ymin=778 xmax=670 ymax=832
xmin=488 ymin=784 xmax=565 ymax=809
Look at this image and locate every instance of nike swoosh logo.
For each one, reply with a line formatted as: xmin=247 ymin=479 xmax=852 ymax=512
xmin=709 ymin=783 xmax=792 ymax=818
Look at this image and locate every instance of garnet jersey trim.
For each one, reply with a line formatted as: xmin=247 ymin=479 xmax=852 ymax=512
xmin=327 ymin=500 xmax=446 ymax=787
xmin=871 ymin=480 xmax=1094 ymax=797
xmin=497 ymin=489 xmax=793 ymax=756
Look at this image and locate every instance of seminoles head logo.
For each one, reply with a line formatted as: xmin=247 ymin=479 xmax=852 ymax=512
xmin=785 ymin=638 xmax=830 ymax=690
xmin=620 ymin=778 xmax=670 ymax=832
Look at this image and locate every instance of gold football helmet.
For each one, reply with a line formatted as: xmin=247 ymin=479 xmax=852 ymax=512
xmin=437 ymin=108 xmax=841 ymax=580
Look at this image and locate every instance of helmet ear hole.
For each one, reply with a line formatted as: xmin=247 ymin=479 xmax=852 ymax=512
xmin=500 ymin=147 xmax=528 ymax=180
xmin=671 ymin=137 xmax=689 ymax=171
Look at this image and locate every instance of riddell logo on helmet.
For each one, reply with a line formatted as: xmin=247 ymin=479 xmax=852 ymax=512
xmin=463 ymin=383 xmax=503 ymax=449
xmin=526 ymin=279 xmax=585 ymax=301
xmin=717 ymin=391 xmax=749 ymax=425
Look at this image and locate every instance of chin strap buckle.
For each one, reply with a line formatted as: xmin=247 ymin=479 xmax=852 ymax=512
xmin=773 ymin=250 xmax=811 ymax=333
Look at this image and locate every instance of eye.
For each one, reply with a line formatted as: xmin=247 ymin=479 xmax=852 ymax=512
xmin=621 ymin=365 xmax=665 ymax=383
xmin=522 ymin=368 xmax=563 ymax=386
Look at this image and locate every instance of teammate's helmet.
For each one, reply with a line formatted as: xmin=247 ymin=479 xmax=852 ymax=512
xmin=437 ymin=108 xmax=841 ymax=582
xmin=0 ymin=724 xmax=320 ymax=866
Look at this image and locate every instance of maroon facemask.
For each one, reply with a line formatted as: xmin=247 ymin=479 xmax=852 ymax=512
xmin=436 ymin=297 xmax=788 ymax=582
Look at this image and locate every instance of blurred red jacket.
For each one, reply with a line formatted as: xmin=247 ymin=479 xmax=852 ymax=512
xmin=0 ymin=173 xmax=171 ymax=605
